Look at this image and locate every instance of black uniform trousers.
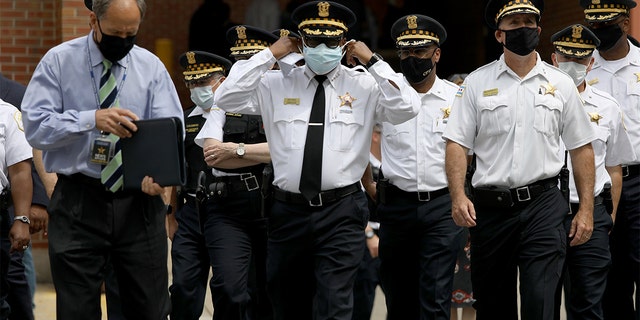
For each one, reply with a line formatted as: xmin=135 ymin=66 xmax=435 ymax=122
xmin=378 ymin=192 xmax=463 ymax=320
xmin=48 ymin=174 xmax=170 ymax=320
xmin=0 ymin=211 xmax=33 ymax=320
xmin=603 ymin=173 xmax=640 ymax=320
xmin=267 ymin=191 xmax=368 ymax=320
xmin=0 ymin=210 xmax=10 ymax=320
xmin=170 ymin=196 xmax=211 ymax=320
xmin=204 ymin=187 xmax=271 ymax=320
xmin=470 ymin=187 xmax=567 ymax=320
xmin=555 ymin=202 xmax=612 ymax=320
xmin=351 ymin=239 xmax=381 ymax=320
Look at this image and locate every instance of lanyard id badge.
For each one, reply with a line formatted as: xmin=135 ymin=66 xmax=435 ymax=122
xmin=90 ymin=134 xmax=114 ymax=165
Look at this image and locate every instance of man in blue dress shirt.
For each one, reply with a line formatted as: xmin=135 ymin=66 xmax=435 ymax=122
xmin=20 ymin=0 xmax=183 ymax=319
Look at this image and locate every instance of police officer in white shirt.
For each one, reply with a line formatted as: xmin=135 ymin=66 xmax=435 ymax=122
xmin=374 ymin=14 xmax=463 ymax=320
xmin=194 ymin=26 xmax=277 ymax=320
xmin=550 ymin=24 xmax=636 ymax=320
xmin=579 ymin=1 xmax=640 ymax=317
xmin=212 ymin=2 xmax=420 ymax=319
xmin=169 ymin=50 xmax=234 ymax=320
xmin=0 ymin=100 xmax=33 ymax=318
xmin=443 ymin=0 xmax=597 ymax=319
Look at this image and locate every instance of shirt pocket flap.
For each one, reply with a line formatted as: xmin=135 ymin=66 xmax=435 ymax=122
xmin=272 ymin=106 xmax=308 ymax=124
xmin=534 ymin=94 xmax=563 ymax=111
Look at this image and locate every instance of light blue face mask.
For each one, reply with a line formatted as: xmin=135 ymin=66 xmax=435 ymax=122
xmin=189 ymin=78 xmax=221 ymax=110
xmin=190 ymin=85 xmax=214 ymax=110
xmin=557 ymin=61 xmax=588 ymax=86
xmin=303 ymin=42 xmax=344 ymax=75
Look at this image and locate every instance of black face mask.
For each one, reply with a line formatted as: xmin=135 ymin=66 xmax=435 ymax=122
xmin=591 ymin=24 xmax=624 ymax=51
xmin=400 ymin=56 xmax=434 ymax=84
xmin=96 ymin=20 xmax=136 ymax=62
xmin=501 ymin=27 xmax=539 ymax=56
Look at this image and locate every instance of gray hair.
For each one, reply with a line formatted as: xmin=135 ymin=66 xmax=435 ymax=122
xmin=92 ymin=0 xmax=146 ymax=20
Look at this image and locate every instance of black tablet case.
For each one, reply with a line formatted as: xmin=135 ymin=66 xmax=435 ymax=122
xmin=121 ymin=117 xmax=186 ymax=190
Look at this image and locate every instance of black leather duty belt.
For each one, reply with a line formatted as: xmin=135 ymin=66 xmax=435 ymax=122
xmin=273 ymin=182 xmax=361 ymax=207
xmin=385 ymin=184 xmax=449 ymax=203
xmin=473 ymin=176 xmax=559 ymax=208
xmin=509 ymin=177 xmax=559 ymax=203
xmin=622 ymin=164 xmax=640 ymax=180
xmin=213 ymin=174 xmax=260 ymax=193
xmin=569 ymin=195 xmax=603 ymax=215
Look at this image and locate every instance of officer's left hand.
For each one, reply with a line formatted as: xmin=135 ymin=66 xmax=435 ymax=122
xmin=9 ymin=221 xmax=31 ymax=253
xmin=141 ymin=176 xmax=164 ymax=196
xmin=569 ymin=208 xmax=594 ymax=246
xmin=344 ymin=40 xmax=373 ymax=67
xmin=203 ymin=143 xmax=236 ymax=166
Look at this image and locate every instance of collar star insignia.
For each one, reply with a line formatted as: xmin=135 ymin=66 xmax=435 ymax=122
xmin=97 ymin=146 xmax=106 ymax=154
xmin=588 ymin=112 xmax=603 ymax=125
xmin=541 ymin=83 xmax=557 ymax=96
xmin=339 ymin=92 xmax=356 ymax=108
xmin=441 ymin=106 xmax=451 ymax=119
xmin=635 ymin=73 xmax=640 ymax=82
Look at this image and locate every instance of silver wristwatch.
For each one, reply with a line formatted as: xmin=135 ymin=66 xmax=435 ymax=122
xmin=14 ymin=215 xmax=30 ymax=225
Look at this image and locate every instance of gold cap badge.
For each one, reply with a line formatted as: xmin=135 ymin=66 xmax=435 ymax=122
xmin=407 ymin=15 xmax=418 ymax=29
xmin=236 ymin=26 xmax=247 ymax=40
xmin=572 ymin=25 xmax=583 ymax=39
xmin=318 ymin=2 xmax=330 ymax=17
xmin=186 ymin=52 xmax=196 ymax=65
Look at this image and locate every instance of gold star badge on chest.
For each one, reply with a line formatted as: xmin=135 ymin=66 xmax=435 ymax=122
xmin=339 ymin=92 xmax=357 ymax=108
xmin=97 ymin=146 xmax=106 ymax=154
xmin=441 ymin=106 xmax=451 ymax=119
xmin=635 ymin=73 xmax=640 ymax=82
xmin=588 ymin=112 xmax=603 ymax=125
xmin=540 ymin=83 xmax=557 ymax=96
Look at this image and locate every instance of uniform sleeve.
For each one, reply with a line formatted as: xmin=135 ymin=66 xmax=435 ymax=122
xmin=194 ymin=108 xmax=226 ymax=147
xmin=368 ymin=62 xmax=420 ymax=125
xmin=560 ymin=85 xmax=595 ymax=150
xmin=213 ymin=49 xmax=276 ymax=115
xmin=5 ymin=108 xmax=32 ymax=167
xmin=605 ymin=106 xmax=637 ymax=166
xmin=443 ymin=81 xmax=476 ymax=149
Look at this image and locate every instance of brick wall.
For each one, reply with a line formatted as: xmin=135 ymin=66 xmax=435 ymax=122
xmin=538 ymin=0 xmax=586 ymax=64
xmin=0 ymin=1 xmax=59 ymax=85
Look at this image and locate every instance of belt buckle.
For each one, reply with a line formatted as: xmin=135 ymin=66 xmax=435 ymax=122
xmin=516 ymin=186 xmax=531 ymax=202
xmin=309 ymin=193 xmax=323 ymax=207
xmin=622 ymin=166 xmax=629 ymax=178
xmin=417 ymin=191 xmax=430 ymax=202
xmin=243 ymin=175 xmax=259 ymax=191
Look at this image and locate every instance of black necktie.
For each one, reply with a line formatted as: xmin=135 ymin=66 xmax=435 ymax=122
xmin=299 ymin=75 xmax=327 ymax=201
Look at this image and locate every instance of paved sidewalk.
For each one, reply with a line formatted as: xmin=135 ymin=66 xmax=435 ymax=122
xmin=33 ymin=283 xmax=388 ymax=320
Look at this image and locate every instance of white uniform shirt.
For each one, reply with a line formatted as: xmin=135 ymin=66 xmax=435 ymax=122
xmin=0 ymin=99 xmax=32 ymax=192
xmin=213 ymin=48 xmax=420 ymax=193
xmin=443 ymin=53 xmax=595 ymax=188
xmin=587 ymin=40 xmax=640 ymax=165
xmin=562 ymin=85 xmax=636 ymax=203
xmin=381 ymin=76 xmax=458 ymax=192
xmin=194 ymin=106 xmax=245 ymax=177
